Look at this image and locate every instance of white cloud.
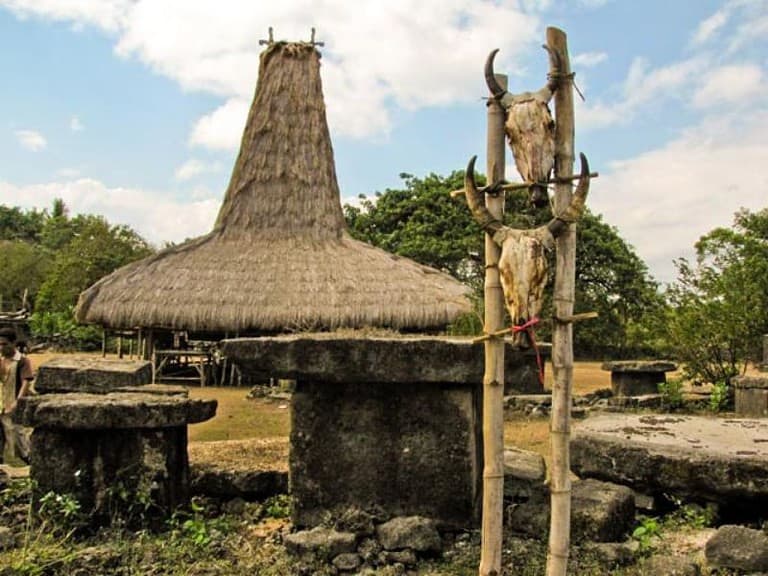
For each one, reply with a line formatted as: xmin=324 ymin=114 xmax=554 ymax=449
xmin=188 ymin=98 xmax=249 ymax=150
xmin=577 ymin=57 xmax=705 ymax=130
xmin=14 ymin=129 xmax=47 ymax=151
xmin=2 ymin=0 xmax=541 ymax=147
xmin=572 ymin=51 xmax=607 ymax=68
xmin=691 ymin=8 xmax=729 ymax=46
xmin=693 ymin=64 xmax=764 ymax=108
xmin=174 ymin=158 xmax=223 ymax=181
xmin=0 ymin=177 xmax=220 ymax=246
xmin=0 ymin=0 xmax=131 ymax=32
xmin=70 ymin=115 xmax=84 ymax=132
xmin=589 ymin=111 xmax=768 ymax=284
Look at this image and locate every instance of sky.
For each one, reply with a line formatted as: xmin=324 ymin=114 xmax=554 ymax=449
xmin=0 ymin=0 xmax=766 ymax=285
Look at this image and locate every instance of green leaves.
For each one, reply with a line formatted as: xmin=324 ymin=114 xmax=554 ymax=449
xmin=667 ymin=207 xmax=768 ymax=384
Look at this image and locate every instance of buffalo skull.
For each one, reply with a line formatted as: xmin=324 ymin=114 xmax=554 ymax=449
xmin=464 ymin=153 xmax=590 ymax=335
xmin=485 ymin=47 xmax=560 ymax=208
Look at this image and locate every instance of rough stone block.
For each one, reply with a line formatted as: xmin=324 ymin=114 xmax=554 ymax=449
xmin=503 ymin=446 xmax=547 ymax=503
xmin=570 ymin=479 xmax=635 ymax=542
xmin=376 ymin=516 xmax=441 ymax=553
xmin=29 ymin=426 xmax=190 ymax=524
xmin=190 ymin=465 xmax=287 ymax=500
xmin=705 ymin=525 xmax=768 ymax=572
xmin=505 ymin=478 xmax=635 ymax=542
xmin=290 ymin=380 xmax=480 ymax=529
xmin=34 ymin=357 xmax=152 ymax=394
xmin=571 ymin=414 xmax=768 ymax=512
xmin=284 ymin=527 xmax=357 ymax=559
xmin=733 ymin=375 xmax=768 ymax=417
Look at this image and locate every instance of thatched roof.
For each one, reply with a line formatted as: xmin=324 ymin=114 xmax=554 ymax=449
xmin=76 ymin=42 xmax=471 ymax=333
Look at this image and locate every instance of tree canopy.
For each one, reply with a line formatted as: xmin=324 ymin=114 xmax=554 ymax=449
xmin=345 ymin=170 xmax=661 ymax=357
xmin=666 ymin=207 xmax=768 ymax=383
xmin=0 ymin=200 xmax=154 ymax=346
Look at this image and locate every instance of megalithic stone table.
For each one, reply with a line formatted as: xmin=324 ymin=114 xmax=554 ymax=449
xmin=14 ymin=391 xmax=216 ymax=525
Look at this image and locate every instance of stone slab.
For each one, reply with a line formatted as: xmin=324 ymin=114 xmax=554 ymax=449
xmin=571 ymin=414 xmax=768 ymax=508
xmin=733 ymin=376 xmax=768 ymax=417
xmin=601 ymin=361 xmax=677 ymax=373
xmin=221 ymin=335 xmax=544 ymax=393
xmin=290 ymin=380 xmax=480 ymax=529
xmin=35 ymin=356 xmax=152 ymax=394
xmin=15 ymin=392 xmax=216 ymax=429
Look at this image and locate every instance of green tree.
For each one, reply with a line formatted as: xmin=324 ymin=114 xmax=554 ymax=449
xmin=0 ymin=205 xmax=45 ymax=243
xmin=344 ymin=171 xmax=661 ymax=357
xmin=0 ymin=240 xmax=52 ymax=310
xmin=35 ymin=216 xmax=154 ymax=313
xmin=666 ymin=207 xmax=768 ymax=384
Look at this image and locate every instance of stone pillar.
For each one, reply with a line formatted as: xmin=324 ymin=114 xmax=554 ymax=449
xmin=15 ymin=392 xmax=216 ymax=525
xmin=733 ymin=375 xmax=768 ymax=417
xmin=222 ymin=335 xmax=540 ymax=529
xmin=761 ymin=335 xmax=768 ymax=372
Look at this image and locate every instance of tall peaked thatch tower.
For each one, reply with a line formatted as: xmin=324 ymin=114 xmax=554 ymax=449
xmin=76 ymin=41 xmax=470 ymax=334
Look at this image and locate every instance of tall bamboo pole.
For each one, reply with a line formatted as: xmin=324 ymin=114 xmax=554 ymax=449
xmin=479 ymin=73 xmax=507 ymax=576
xmin=546 ymin=27 xmax=576 ymax=576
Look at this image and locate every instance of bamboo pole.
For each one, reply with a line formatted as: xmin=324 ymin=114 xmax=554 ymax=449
xmin=546 ymin=27 xmax=576 ymax=576
xmin=478 ymin=73 xmax=507 ymax=576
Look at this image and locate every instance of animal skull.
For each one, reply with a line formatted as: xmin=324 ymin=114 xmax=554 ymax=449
xmin=485 ymin=48 xmax=560 ymax=208
xmin=464 ymin=153 xmax=590 ymax=330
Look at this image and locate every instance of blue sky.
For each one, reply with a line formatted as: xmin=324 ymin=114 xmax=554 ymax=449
xmin=1 ymin=0 xmax=766 ymax=284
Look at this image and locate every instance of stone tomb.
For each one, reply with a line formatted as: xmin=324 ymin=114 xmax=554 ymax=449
xmin=733 ymin=375 xmax=768 ymax=417
xmin=601 ymin=360 xmax=677 ymax=397
xmin=222 ymin=335 xmax=540 ymax=529
xmin=571 ymin=414 xmax=768 ymax=514
xmin=15 ymin=391 xmax=216 ymax=524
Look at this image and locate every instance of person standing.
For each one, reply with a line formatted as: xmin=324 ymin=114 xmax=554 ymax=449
xmin=0 ymin=327 xmax=33 ymax=464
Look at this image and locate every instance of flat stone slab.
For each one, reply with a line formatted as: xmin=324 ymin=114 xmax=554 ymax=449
xmin=221 ymin=335 xmax=544 ymax=391
xmin=35 ymin=356 xmax=152 ymax=393
xmin=15 ymin=392 xmax=216 ymax=429
xmin=733 ymin=375 xmax=768 ymax=390
xmin=601 ymin=361 xmax=677 ymax=373
xmin=571 ymin=414 xmax=768 ymax=508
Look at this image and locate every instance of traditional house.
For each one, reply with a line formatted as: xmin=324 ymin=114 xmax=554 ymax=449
xmin=75 ymin=41 xmax=471 ymax=382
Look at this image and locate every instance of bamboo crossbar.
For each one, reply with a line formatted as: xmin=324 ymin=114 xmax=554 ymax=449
xmin=449 ymin=171 xmax=598 ymax=198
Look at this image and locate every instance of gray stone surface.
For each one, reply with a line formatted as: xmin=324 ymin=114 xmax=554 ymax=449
xmin=505 ymin=478 xmax=635 ymax=542
xmin=571 ymin=414 xmax=768 ymax=508
xmin=571 ymin=479 xmax=635 ymax=542
xmin=29 ymin=426 xmax=191 ymax=524
xmin=290 ymin=380 xmax=480 ymax=529
xmin=189 ymin=465 xmax=287 ymax=500
xmin=332 ymin=552 xmax=362 ymax=571
xmin=284 ymin=527 xmax=357 ymax=559
xmin=15 ymin=392 xmax=216 ymax=429
xmin=376 ymin=516 xmax=441 ymax=553
xmin=733 ymin=375 xmax=768 ymax=417
xmin=221 ymin=335 xmax=543 ymax=392
xmin=503 ymin=446 xmax=547 ymax=502
xmin=34 ymin=357 xmax=152 ymax=394
xmin=705 ymin=525 xmax=768 ymax=572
